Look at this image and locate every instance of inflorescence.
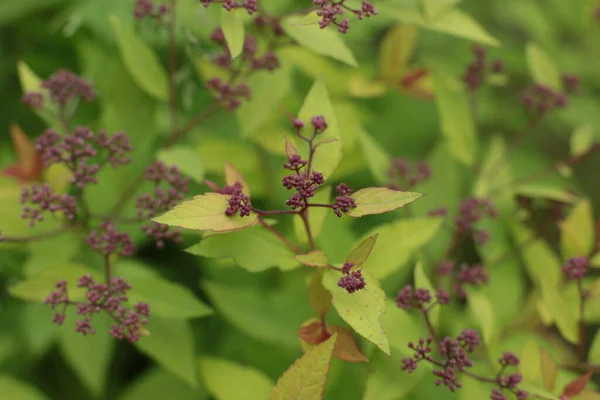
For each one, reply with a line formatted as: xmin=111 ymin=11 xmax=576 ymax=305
xmin=388 ymin=158 xmax=432 ymax=190
xmin=313 ymin=0 xmax=377 ymax=33
xmin=337 ymin=262 xmax=366 ymax=294
xmin=462 ymin=45 xmax=504 ymax=92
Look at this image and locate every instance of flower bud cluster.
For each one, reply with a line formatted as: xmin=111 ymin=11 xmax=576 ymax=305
xmin=201 ymin=0 xmax=258 ymax=15
xmin=337 ymin=262 xmax=366 ymax=293
xmin=333 ymin=183 xmax=357 ymax=217
xmin=433 ymin=330 xmax=481 ymax=391
xmin=562 ymin=256 xmax=589 ymax=280
xmin=455 ymin=196 xmax=497 ymax=244
xmin=437 ymin=260 xmax=489 ymax=299
xmin=20 ymin=184 xmax=78 ymax=227
xmin=86 ymin=220 xmax=135 ymax=257
xmin=401 ymin=337 xmax=433 ymax=372
xmin=22 ymin=69 xmax=96 ymax=109
xmin=206 ymin=77 xmax=251 ymax=111
xmin=462 ymin=45 xmax=504 ymax=91
xmin=313 ymin=0 xmax=377 ymax=33
xmin=133 ymin=0 xmax=170 ymax=21
xmin=520 ymin=83 xmax=569 ymax=117
xmin=395 ymin=285 xmax=450 ymax=310
xmin=388 ymin=158 xmax=432 ymax=189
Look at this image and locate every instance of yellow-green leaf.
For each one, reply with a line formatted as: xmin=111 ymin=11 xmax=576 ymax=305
xmin=152 ymin=193 xmax=258 ymax=232
xmin=281 ymin=14 xmax=358 ymax=67
xmin=294 ymin=186 xmax=332 ymax=243
xmin=345 ymin=188 xmax=422 ymax=217
xmin=467 ymin=291 xmax=496 ymax=345
xmin=109 ymin=15 xmax=168 ymax=100
xmin=378 ymin=24 xmax=419 ymax=83
xmin=198 ymin=357 xmax=273 ymax=400
xmin=520 ymin=339 xmax=541 ymax=383
xmin=358 ymin=130 xmax=392 ymax=186
xmin=571 ymin=124 xmax=596 ymax=156
xmin=16 ymin=61 xmax=58 ymax=127
xmin=541 ymin=284 xmax=578 ymax=344
xmin=433 ymin=72 xmax=478 ymax=166
xmin=9 ymin=264 xmax=94 ymax=302
xmin=346 ymin=234 xmax=378 ymax=268
xmin=426 ymin=9 xmax=500 ymax=47
xmin=525 ymin=43 xmax=561 ymax=91
xmin=269 ymin=333 xmax=337 ymax=400
xmin=308 ymin=270 xmax=332 ymax=316
xmin=296 ymin=251 xmax=329 ymax=268
xmin=323 ymin=269 xmax=390 ymax=355
xmin=422 ymin=0 xmax=462 ymax=20
xmin=296 ymin=79 xmax=342 ymax=179
xmin=220 ymin=8 xmax=245 ymax=59
xmin=158 ymin=146 xmax=205 ymax=183
xmin=539 ymin=348 xmax=557 ymax=392
xmin=224 ymin=163 xmax=251 ymax=196
xmin=560 ymin=199 xmax=594 ymax=259
xmin=414 ymin=263 xmax=439 ymax=326
xmin=0 ymin=375 xmax=49 ymax=400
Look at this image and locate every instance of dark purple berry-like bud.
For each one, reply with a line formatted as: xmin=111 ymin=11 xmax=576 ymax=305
xmin=491 ymin=59 xmax=504 ymax=73
xmin=311 ymin=115 xmax=328 ymax=132
xmin=436 ymin=288 xmax=451 ymax=305
xmin=395 ymin=285 xmax=433 ymax=310
xmin=225 ymin=187 xmax=252 ymax=217
xmin=20 ymin=184 xmax=78 ymax=226
xmin=338 ymin=18 xmax=350 ymax=33
xmin=41 ymin=69 xmax=96 ymax=106
xmin=87 ymin=220 xmax=135 ymax=257
xmin=491 ymin=388 xmax=508 ymax=400
xmin=562 ymin=73 xmax=580 ymax=93
xmin=337 ymin=270 xmax=366 ymax=294
xmin=562 ymin=256 xmax=589 ymax=280
xmin=22 ymin=92 xmax=44 ymax=109
xmin=499 ymin=352 xmax=520 ymax=366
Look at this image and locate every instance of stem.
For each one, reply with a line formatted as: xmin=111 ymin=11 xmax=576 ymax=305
xmin=167 ymin=0 xmax=178 ymax=132
xmin=421 ymin=308 xmax=441 ymax=351
xmin=1 ymin=226 xmax=73 ymax=243
xmin=252 ymin=208 xmax=299 ymax=216
xmin=104 ymin=254 xmax=112 ymax=290
xmin=300 ymin=208 xmax=316 ymax=250
xmin=307 ymin=203 xmax=333 ymax=208
xmin=258 ymin=217 xmax=301 ymax=253
xmin=577 ymin=278 xmax=586 ymax=361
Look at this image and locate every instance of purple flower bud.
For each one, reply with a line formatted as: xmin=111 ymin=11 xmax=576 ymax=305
xmin=337 ymin=270 xmax=366 ymax=293
xmin=22 ymin=92 xmax=44 ymax=109
xmin=562 ymin=256 xmax=589 ymax=280
xmin=499 ymin=352 xmax=520 ymax=366
xmin=311 ymin=115 xmax=328 ymax=132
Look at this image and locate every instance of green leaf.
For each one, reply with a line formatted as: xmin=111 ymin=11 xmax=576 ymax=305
xmin=539 ymin=348 xmax=557 ymax=392
xmin=117 ymin=368 xmax=206 ymax=400
xmin=125 ymin=276 xmax=213 ymax=320
xmin=0 ymin=375 xmax=49 ymax=400
xmin=541 ymin=284 xmax=578 ymax=344
xmin=422 ymin=0 xmax=462 ymax=20
xmin=560 ymin=199 xmax=594 ymax=259
xmin=346 ymin=188 xmax=422 ymax=217
xmin=467 ymin=291 xmax=496 ymax=345
xmin=296 ymin=79 xmax=342 ymax=179
xmin=308 ymin=270 xmax=332 ymax=316
xmin=198 ymin=357 xmax=273 ymax=400
xmin=281 ymin=13 xmax=358 ymax=67
xmin=295 ymin=251 xmax=329 ymax=268
xmin=187 ymin=226 xmax=299 ymax=272
xmin=358 ymin=130 xmax=392 ymax=186
xmin=346 ymin=234 xmax=378 ymax=268
xmin=588 ymin=329 xmax=600 ymax=363
xmin=515 ymin=184 xmax=578 ymax=204
xmin=269 ymin=334 xmax=338 ymax=400
xmin=378 ymin=24 xmax=419 ymax=83
xmin=425 ymin=9 xmax=500 ymax=47
xmin=109 ymin=15 xmax=169 ymax=100
xmin=323 ymin=270 xmax=390 ymax=355
xmin=520 ymin=339 xmax=541 ymax=384
xmin=59 ymin=312 xmax=114 ymax=397
xmin=380 ymin=301 xmax=427 ymax=357
xmin=294 ymin=186 xmax=332 ymax=244
xmin=135 ymin=317 xmax=198 ymax=388
xmin=23 ymin=232 xmax=81 ymax=277
xmin=152 ymin=193 xmax=258 ymax=232
xmin=157 ymin=146 xmax=205 ymax=183
xmin=220 ymin=8 xmax=245 ymax=59
xmin=414 ymin=263 xmax=439 ymax=326
xmin=433 ymin=72 xmax=478 ymax=166
xmin=16 ymin=61 xmax=58 ymax=127
xmin=362 ymin=217 xmax=443 ymax=279
xmin=571 ymin=124 xmax=596 ymax=156
xmin=525 ymin=43 xmax=561 ymax=91
xmin=9 ymin=263 xmax=94 ymax=302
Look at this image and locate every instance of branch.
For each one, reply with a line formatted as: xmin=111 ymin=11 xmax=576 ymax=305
xmin=1 ymin=226 xmax=74 ymax=243
xmin=300 ymin=208 xmax=316 ymax=250
xmin=258 ymin=217 xmax=301 ymax=253
xmin=252 ymin=208 xmax=299 ymax=216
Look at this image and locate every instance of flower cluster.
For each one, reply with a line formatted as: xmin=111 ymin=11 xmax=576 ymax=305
xmin=44 ymin=274 xmax=150 ymax=343
xmin=520 ymin=83 xmax=569 ymax=118
xmin=86 ymin=220 xmax=135 ymax=257
xmin=201 ymin=0 xmax=258 ymax=14
xmin=455 ymin=196 xmax=497 ymax=244
xmin=433 ymin=330 xmax=481 ymax=391
xmin=491 ymin=352 xmax=528 ymax=400
xmin=388 ymin=158 xmax=432 ymax=189
xmin=136 ymin=161 xmax=190 ymax=247
xmin=225 ymin=186 xmax=252 ymax=217
xmin=206 ymin=77 xmax=251 ymax=111
xmin=133 ymin=0 xmax=170 ymax=21
xmin=253 ymin=14 xmax=285 ymax=37
xmin=395 ymin=285 xmax=450 ymax=310
xmin=20 ymin=184 xmax=78 ymax=227
xmin=401 ymin=337 xmax=433 ymax=372
xmin=437 ymin=260 xmax=489 ymax=299
xmin=337 ymin=262 xmax=366 ymax=294
xmin=562 ymin=256 xmax=589 ymax=280
xmin=313 ymin=0 xmax=377 ymax=33
xmin=210 ymin=28 xmax=280 ymax=73
xmin=23 ymin=69 xmax=96 ymax=109
xmin=462 ymin=45 xmax=504 ymax=91
xmin=333 ymin=183 xmax=357 ymax=217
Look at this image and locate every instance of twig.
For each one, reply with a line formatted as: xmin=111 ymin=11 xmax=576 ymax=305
xmin=421 ymin=308 xmax=441 ymax=352
xmin=577 ymin=279 xmax=587 ymax=361
xmin=300 ymin=208 xmax=316 ymax=250
xmin=258 ymin=217 xmax=301 ymax=253
xmin=1 ymin=226 xmax=74 ymax=243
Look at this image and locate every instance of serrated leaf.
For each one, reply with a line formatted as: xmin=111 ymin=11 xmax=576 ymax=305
xmin=0 ymin=375 xmax=49 ymax=400
xmin=345 ymin=188 xmax=422 ymax=217
xmin=269 ymin=333 xmax=337 ymax=400
xmin=224 ymin=163 xmax=250 ymax=196
xmin=560 ymin=199 xmax=594 ymax=259
xmin=220 ymin=8 xmax=245 ymax=59
xmin=346 ymin=234 xmax=378 ymax=268
xmin=109 ymin=15 xmax=168 ymax=100
xmin=433 ymin=72 xmax=478 ymax=166
xmin=526 ymin=43 xmax=561 ymax=91
xmin=467 ymin=291 xmax=495 ymax=345
xmin=414 ymin=263 xmax=439 ymax=326
xmin=281 ymin=14 xmax=358 ymax=67
xmin=308 ymin=270 xmax=332 ymax=316
xmin=425 ymin=9 xmax=500 ymax=47
xmin=562 ymin=371 xmax=593 ymax=397
xmin=539 ymin=348 xmax=557 ymax=392
xmin=187 ymin=226 xmax=299 ymax=272
xmin=296 ymin=251 xmax=329 ymax=268
xmin=520 ymin=339 xmax=541 ymax=383
xmin=323 ymin=270 xmax=390 ymax=355
xmin=296 ymin=79 xmax=342 ymax=179
xmin=358 ymin=130 xmax=392 ymax=186
xmin=152 ymin=193 xmax=258 ymax=232
xmin=571 ymin=125 xmax=596 ymax=156
xmin=379 ymin=24 xmax=419 ymax=83
xmin=135 ymin=317 xmax=198 ymax=388
xmin=294 ymin=186 xmax=332 ymax=244
xmin=157 ymin=146 xmax=205 ymax=184
xmin=198 ymin=357 xmax=273 ymax=400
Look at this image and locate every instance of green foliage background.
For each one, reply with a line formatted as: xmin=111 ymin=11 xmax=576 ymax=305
xmin=1 ymin=0 xmax=600 ymax=399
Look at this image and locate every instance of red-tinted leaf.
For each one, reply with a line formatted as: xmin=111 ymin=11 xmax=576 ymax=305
xmin=398 ymin=68 xmax=433 ymax=100
xmin=328 ymin=326 xmax=369 ymax=363
xmin=298 ymin=320 xmax=330 ymax=345
xmin=562 ymin=371 xmax=593 ymax=397
xmin=2 ymin=123 xmax=43 ymax=182
xmin=285 ymin=138 xmax=298 ymax=160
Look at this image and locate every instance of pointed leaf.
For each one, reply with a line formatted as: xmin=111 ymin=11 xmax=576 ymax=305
xmin=224 ymin=163 xmax=251 ymax=196
xmin=308 ymin=270 xmax=332 ymax=316
xmin=296 ymin=251 xmax=329 ymax=268
xmin=152 ymin=193 xmax=258 ymax=232
xmin=560 ymin=199 xmax=594 ymax=259
xmin=16 ymin=61 xmax=58 ymax=127
xmin=298 ymin=319 xmax=329 ymax=346
xmin=0 ymin=375 xmax=49 ymax=400
xmin=467 ymin=291 xmax=496 ymax=345
xmin=187 ymin=226 xmax=299 ymax=272
xmin=358 ymin=130 xmax=392 ymax=186
xmin=562 ymin=371 xmax=593 ymax=397
xmin=323 ymin=269 xmax=390 ymax=355
xmin=346 ymin=234 xmax=378 ymax=268
xmin=379 ymin=24 xmax=419 ymax=83
xmin=157 ymin=146 xmax=205 ymax=184
xmin=220 ymin=8 xmax=245 ymax=59
xmin=2 ymin=123 xmax=43 ymax=182
xmin=571 ymin=125 xmax=596 ymax=156
xmin=269 ymin=333 xmax=338 ymax=400
xmin=345 ymin=188 xmax=422 ymax=217
xmin=198 ymin=357 xmax=273 ymax=400
xmin=526 ymin=43 xmax=561 ymax=91
xmin=541 ymin=284 xmax=578 ymax=343
xmin=328 ymin=326 xmax=369 ymax=363
xmin=519 ymin=339 xmax=541 ymax=383
xmin=588 ymin=329 xmax=600 ymax=363
xmin=109 ymin=15 xmax=168 ymax=100
xmin=423 ymin=0 xmax=462 ymax=20
xmin=539 ymin=348 xmax=557 ymax=392
xmin=281 ymin=14 xmax=358 ymax=67
xmin=285 ymin=138 xmax=299 ymax=160
xmin=426 ymin=9 xmax=500 ymax=47
xmin=414 ymin=263 xmax=439 ymax=326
